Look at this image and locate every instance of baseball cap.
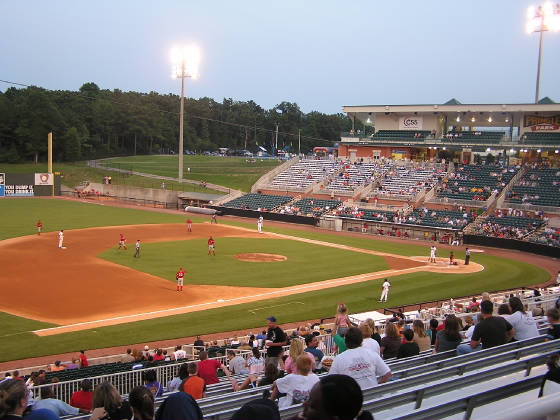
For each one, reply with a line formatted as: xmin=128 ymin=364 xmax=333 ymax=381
xmin=144 ymin=345 xmax=149 ymax=350
xmin=267 ymin=316 xmax=277 ymax=323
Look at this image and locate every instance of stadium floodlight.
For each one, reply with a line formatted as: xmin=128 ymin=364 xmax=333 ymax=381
xmin=526 ymin=3 xmax=560 ymax=103
xmin=171 ymin=45 xmax=200 ymax=181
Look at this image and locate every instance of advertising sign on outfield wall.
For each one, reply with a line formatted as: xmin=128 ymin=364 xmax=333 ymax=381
xmin=0 ymin=173 xmax=4 ymax=197
xmin=399 ymin=116 xmax=423 ymax=130
xmin=34 ymin=173 xmax=53 ymax=185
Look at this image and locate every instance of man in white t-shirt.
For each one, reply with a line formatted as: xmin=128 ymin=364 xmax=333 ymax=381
xmin=270 ymin=354 xmax=319 ymax=408
xmin=379 ymin=279 xmax=390 ymax=303
xmin=173 ymin=345 xmax=186 ymax=360
xmin=328 ymin=327 xmax=391 ymax=390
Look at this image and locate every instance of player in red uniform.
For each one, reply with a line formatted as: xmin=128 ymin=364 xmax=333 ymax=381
xmin=118 ymin=234 xmax=127 ymax=250
xmin=37 ymin=220 xmax=42 ymax=235
xmin=187 ymin=218 xmax=192 ymax=233
xmin=176 ymin=267 xmax=185 ymax=291
xmin=208 ymin=236 xmax=215 ymax=256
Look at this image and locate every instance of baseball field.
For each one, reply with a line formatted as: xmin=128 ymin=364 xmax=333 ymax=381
xmin=0 ymin=197 xmax=552 ymax=363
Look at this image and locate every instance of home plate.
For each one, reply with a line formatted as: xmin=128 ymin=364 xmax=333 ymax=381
xmin=217 ymin=299 xmax=224 ymax=302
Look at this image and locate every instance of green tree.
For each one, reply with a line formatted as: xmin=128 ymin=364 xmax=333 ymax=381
xmin=64 ymin=127 xmax=81 ymax=161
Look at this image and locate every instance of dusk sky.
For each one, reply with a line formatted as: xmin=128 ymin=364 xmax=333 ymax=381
xmin=2 ymin=0 xmax=559 ymax=113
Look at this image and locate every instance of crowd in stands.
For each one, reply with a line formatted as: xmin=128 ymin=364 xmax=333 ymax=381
xmin=507 ymin=166 xmax=560 ymax=208
xmin=530 ymin=226 xmax=560 ymax=247
xmin=277 ymin=198 xmax=341 ymax=217
xmin=372 ymin=164 xmax=445 ymax=199
xmin=405 ymin=207 xmax=474 ymax=228
xmin=439 ymin=164 xmax=517 ymax=201
xmin=334 ymin=205 xmax=397 ymax=222
xmin=471 ymin=209 xmax=546 ymax=239
xmin=268 ymin=159 xmax=339 ymax=191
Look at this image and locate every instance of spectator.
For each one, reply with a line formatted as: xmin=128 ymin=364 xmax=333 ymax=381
xmin=508 ymin=297 xmax=539 ymax=340
xmin=78 ymin=350 xmax=88 ymax=368
xmin=182 ymin=363 xmax=206 ymax=400
xmin=0 ymin=378 xmax=28 ymax=419
xmin=412 ymin=320 xmax=431 ymax=352
xmin=33 ymin=386 xmax=87 ymax=416
xmin=467 ymin=297 xmax=479 ymax=313
xmin=457 ymin=300 xmax=514 ymax=355
xmin=538 ymin=353 xmax=560 ymax=398
xmin=155 ymin=392 xmax=203 ymax=420
xmin=398 ymin=329 xmax=420 ymax=358
xmin=329 ymin=327 xmax=391 ymax=390
xmin=173 ymin=345 xmax=186 ymax=361
xmin=70 ymin=379 xmax=93 ymax=412
xmin=227 ymin=350 xmax=248 ymax=374
xmin=152 ymin=349 xmax=164 ymax=362
xmin=193 ymin=336 xmax=205 ymax=348
xmin=246 ymin=347 xmax=265 ymax=375
xmin=231 ymin=399 xmax=280 ymax=420
xmin=545 ymin=309 xmax=560 ymax=340
xmin=265 ymin=316 xmax=287 ymax=368
xmin=498 ymin=304 xmax=511 ymax=317
xmin=428 ymin=319 xmax=439 ymax=346
xmin=121 ymin=349 xmax=135 ymax=363
xmin=380 ymin=322 xmax=401 ymax=359
xmin=435 ymin=315 xmax=462 ymax=353
xmin=358 ymin=323 xmax=380 ymax=355
xmin=302 ymin=374 xmax=373 ymax=420
xmin=91 ymin=381 xmax=132 ymax=420
xmin=285 ymin=338 xmax=316 ymax=374
xmin=334 ymin=303 xmax=351 ymax=337
xmin=305 ymin=335 xmax=325 ymax=368
xmin=166 ymin=363 xmax=188 ymax=392
xmin=128 ymin=386 xmax=154 ymax=420
xmin=331 ymin=329 xmax=347 ymax=354
xmin=197 ymin=351 xmax=231 ymax=385
xmin=142 ymin=345 xmax=151 ymax=359
xmin=49 ymin=361 xmax=65 ymax=372
xmin=143 ymin=370 xmax=163 ymax=397
xmin=270 ymin=355 xmax=320 ymax=408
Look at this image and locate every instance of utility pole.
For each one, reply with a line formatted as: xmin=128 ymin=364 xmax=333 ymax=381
xmin=298 ymin=129 xmax=301 ymax=155
xmin=275 ymin=123 xmax=279 ymax=152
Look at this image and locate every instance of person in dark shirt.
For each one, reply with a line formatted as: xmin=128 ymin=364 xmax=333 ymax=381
xmin=545 ymin=309 xmax=560 ymax=340
xmin=397 ymin=329 xmax=420 ymax=359
xmin=538 ymin=354 xmax=560 ymax=397
xmin=458 ymin=300 xmax=514 ymax=355
xmin=193 ymin=336 xmax=205 ymax=348
xmin=265 ymin=316 xmax=287 ymax=367
xmin=304 ymin=335 xmax=324 ymax=369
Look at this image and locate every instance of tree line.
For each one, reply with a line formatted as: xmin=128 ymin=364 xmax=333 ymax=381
xmin=0 ymin=82 xmax=351 ymax=163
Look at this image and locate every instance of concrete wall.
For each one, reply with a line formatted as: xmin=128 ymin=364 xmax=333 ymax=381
xmin=89 ymin=183 xmax=180 ymax=204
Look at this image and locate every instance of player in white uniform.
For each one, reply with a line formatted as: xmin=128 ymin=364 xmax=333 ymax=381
xmin=379 ymin=279 xmax=390 ymax=302
xmin=429 ymin=245 xmax=437 ymax=263
xmin=58 ymin=230 xmax=64 ymax=249
xmin=257 ymin=216 xmax=263 ymax=233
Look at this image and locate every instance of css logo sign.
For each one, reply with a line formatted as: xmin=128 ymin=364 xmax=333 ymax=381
xmin=403 ymin=118 xmax=419 ymax=127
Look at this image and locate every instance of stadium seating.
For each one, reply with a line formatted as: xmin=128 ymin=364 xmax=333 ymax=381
xmin=324 ymin=162 xmax=385 ymax=192
xmin=529 ymin=226 xmax=560 ymax=247
xmin=222 ymin=193 xmax=292 ymax=211
xmin=406 ymin=208 xmax=473 ymax=228
xmin=283 ymin=198 xmax=341 ymax=216
xmin=268 ymin=159 xmax=340 ymax=190
xmin=372 ymin=164 xmax=445 ymax=199
xmin=438 ymin=165 xmax=518 ymax=201
xmin=442 ymin=131 xmax=505 ymax=144
xmin=507 ymin=168 xmax=560 ymax=207
xmin=372 ymin=130 xmax=431 ymax=141
xmin=521 ymin=132 xmax=560 ymax=144
xmin=335 ymin=207 xmax=396 ymax=222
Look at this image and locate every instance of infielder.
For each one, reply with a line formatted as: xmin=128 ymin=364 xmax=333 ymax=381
xmin=429 ymin=245 xmax=437 ymax=263
xmin=134 ymin=240 xmax=140 ymax=258
xmin=208 ymin=236 xmax=215 ymax=256
xmin=186 ymin=218 xmax=192 ymax=233
xmin=118 ymin=233 xmax=127 ymax=250
xmin=58 ymin=230 xmax=64 ymax=249
xmin=211 ymin=214 xmax=217 ymax=224
xmin=176 ymin=267 xmax=185 ymax=292
xmin=379 ymin=279 xmax=390 ymax=303
xmin=257 ymin=216 xmax=263 ymax=234
xmin=37 ymin=220 xmax=42 ymax=236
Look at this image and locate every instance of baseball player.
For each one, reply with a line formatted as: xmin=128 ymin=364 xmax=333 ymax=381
xmin=176 ymin=267 xmax=185 ymax=292
xmin=429 ymin=245 xmax=437 ymax=263
xmin=257 ymin=216 xmax=263 ymax=234
xmin=211 ymin=213 xmax=217 ymax=224
xmin=186 ymin=218 xmax=192 ymax=233
xmin=379 ymin=279 xmax=390 ymax=303
xmin=208 ymin=236 xmax=215 ymax=256
xmin=118 ymin=233 xmax=127 ymax=250
xmin=37 ymin=220 xmax=42 ymax=235
xmin=134 ymin=240 xmax=140 ymax=258
xmin=58 ymin=230 xmax=64 ymax=249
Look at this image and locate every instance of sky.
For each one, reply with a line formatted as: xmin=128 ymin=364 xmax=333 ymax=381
xmin=2 ymin=0 xmax=559 ymax=113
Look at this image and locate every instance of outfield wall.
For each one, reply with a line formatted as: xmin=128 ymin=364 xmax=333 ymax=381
xmin=0 ymin=173 xmax=61 ymax=197
xmin=207 ymin=205 xmax=318 ymax=226
xmin=463 ymin=234 xmax=558 ymax=258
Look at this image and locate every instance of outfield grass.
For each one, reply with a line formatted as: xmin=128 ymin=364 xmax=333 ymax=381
xmin=0 ymin=198 xmax=551 ymax=362
xmin=0 ymin=198 xmax=197 ymax=240
xmin=99 ymin=237 xmax=389 ymax=288
xmin=0 ymin=161 xmax=223 ymax=194
xmin=100 ymin=155 xmax=281 ymax=192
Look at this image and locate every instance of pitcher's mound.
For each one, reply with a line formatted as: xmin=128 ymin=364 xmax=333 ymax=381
xmin=234 ymin=253 xmax=287 ymax=262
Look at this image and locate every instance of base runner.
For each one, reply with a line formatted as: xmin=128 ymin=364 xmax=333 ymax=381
xmin=176 ymin=267 xmax=185 ymax=292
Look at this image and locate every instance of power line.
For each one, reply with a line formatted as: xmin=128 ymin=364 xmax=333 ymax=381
xmin=0 ymin=79 xmax=337 ymax=146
